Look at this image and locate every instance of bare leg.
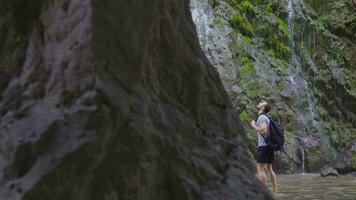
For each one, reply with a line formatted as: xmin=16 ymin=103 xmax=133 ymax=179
xmin=263 ymin=164 xmax=270 ymax=185
xmin=256 ymin=163 xmax=266 ymax=184
xmin=267 ymin=164 xmax=278 ymax=192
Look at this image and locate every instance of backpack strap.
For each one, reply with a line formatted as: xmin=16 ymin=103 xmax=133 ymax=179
xmin=256 ymin=112 xmax=270 ymax=120
xmin=260 ymin=133 xmax=267 ymax=140
xmin=259 ymin=113 xmax=270 ymax=119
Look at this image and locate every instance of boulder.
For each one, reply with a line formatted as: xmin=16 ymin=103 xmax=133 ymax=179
xmin=320 ymin=167 xmax=339 ymax=177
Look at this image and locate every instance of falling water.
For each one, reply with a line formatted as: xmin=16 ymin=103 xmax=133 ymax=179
xmin=287 ymin=0 xmax=292 ymax=20
xmin=287 ymin=0 xmax=295 ymax=48
xmin=301 ymin=148 xmax=305 ymax=173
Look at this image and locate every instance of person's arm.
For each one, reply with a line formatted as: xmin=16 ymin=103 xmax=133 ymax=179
xmin=250 ymin=120 xmax=268 ymax=135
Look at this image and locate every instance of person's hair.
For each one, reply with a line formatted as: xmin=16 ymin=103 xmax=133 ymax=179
xmin=261 ymin=99 xmax=271 ymax=113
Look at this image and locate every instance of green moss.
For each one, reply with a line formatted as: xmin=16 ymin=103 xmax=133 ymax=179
xmin=285 ymin=130 xmax=294 ymax=141
xmin=239 ymin=111 xmax=249 ymax=121
xmin=345 ymin=72 xmax=356 ymax=93
xmin=351 ymin=151 xmax=356 ymax=169
xmin=215 ymin=17 xmax=225 ymax=29
xmin=229 ymin=11 xmax=254 ymax=35
xmin=276 ymin=41 xmax=292 ymax=56
xmin=244 ymin=62 xmax=254 ymax=73
xmin=265 ymin=3 xmax=274 ymax=13
xmin=214 ymin=0 xmax=356 ymax=172
xmin=227 ymin=0 xmax=239 ymax=7
xmin=323 ymin=119 xmax=352 ymax=152
xmin=316 ymin=105 xmax=328 ymax=118
xmin=208 ymin=0 xmax=219 ymax=8
xmin=277 ymin=18 xmax=291 ymax=38
xmin=320 ymin=137 xmax=337 ymax=162
xmin=240 ymin=1 xmax=251 ymax=10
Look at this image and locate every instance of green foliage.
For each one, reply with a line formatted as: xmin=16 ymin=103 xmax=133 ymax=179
xmin=244 ymin=62 xmax=254 ymax=73
xmin=215 ymin=0 xmax=356 ymax=170
xmin=208 ymin=0 xmax=219 ymax=8
xmin=320 ymin=137 xmax=337 ymax=162
xmin=215 ymin=17 xmax=225 ymax=29
xmin=326 ymin=0 xmax=356 ymax=39
xmin=319 ymin=14 xmax=333 ymax=29
xmin=351 ymin=151 xmax=356 ymax=169
xmin=285 ymin=130 xmax=294 ymax=141
xmin=276 ymin=41 xmax=292 ymax=56
xmin=316 ymin=105 xmax=328 ymax=119
xmin=228 ymin=0 xmax=292 ymax=59
xmin=239 ymin=111 xmax=249 ymax=121
xmin=344 ymin=72 xmax=356 ymax=94
xmin=227 ymin=0 xmax=239 ymax=7
xmin=277 ymin=18 xmax=291 ymax=38
xmin=265 ymin=3 xmax=274 ymax=13
xmin=316 ymin=68 xmax=332 ymax=83
xmin=229 ymin=11 xmax=254 ymax=35
xmin=240 ymin=1 xmax=251 ymax=10
xmin=323 ymin=119 xmax=353 ymax=152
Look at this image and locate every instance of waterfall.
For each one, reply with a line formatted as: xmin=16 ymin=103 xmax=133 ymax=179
xmin=301 ymin=148 xmax=305 ymax=174
xmin=287 ymin=0 xmax=293 ymax=20
xmin=287 ymin=0 xmax=295 ymax=48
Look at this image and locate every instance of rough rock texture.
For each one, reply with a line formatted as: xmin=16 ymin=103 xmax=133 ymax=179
xmin=190 ymin=0 xmax=237 ymax=83
xmin=297 ymin=135 xmax=328 ymax=172
xmin=0 ymin=0 xmax=271 ymax=199
xmin=189 ymin=0 xmax=356 ymax=173
xmin=320 ymin=167 xmax=339 ymax=177
xmin=335 ymin=140 xmax=356 ymax=174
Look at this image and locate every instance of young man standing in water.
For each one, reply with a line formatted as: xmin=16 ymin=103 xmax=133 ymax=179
xmin=250 ymin=100 xmax=278 ymax=192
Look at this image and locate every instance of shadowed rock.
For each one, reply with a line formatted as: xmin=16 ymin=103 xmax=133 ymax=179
xmin=335 ymin=140 xmax=356 ymax=174
xmin=0 ymin=0 xmax=271 ymax=199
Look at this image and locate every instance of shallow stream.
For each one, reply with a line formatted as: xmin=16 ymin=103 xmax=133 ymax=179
xmin=269 ymin=174 xmax=356 ymax=200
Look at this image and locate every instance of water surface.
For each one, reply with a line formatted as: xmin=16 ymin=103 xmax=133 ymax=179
xmin=268 ymin=174 xmax=356 ymax=200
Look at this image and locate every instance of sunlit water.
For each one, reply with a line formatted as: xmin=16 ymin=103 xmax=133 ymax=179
xmin=266 ymin=174 xmax=356 ymax=200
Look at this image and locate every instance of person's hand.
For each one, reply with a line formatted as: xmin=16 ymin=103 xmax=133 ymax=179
xmin=250 ymin=120 xmax=256 ymax=128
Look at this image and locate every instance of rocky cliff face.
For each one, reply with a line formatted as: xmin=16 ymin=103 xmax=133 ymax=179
xmin=0 ymin=0 xmax=271 ymax=199
xmin=190 ymin=0 xmax=356 ymax=173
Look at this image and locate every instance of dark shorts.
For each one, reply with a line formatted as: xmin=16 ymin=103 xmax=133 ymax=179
xmin=256 ymin=146 xmax=274 ymax=163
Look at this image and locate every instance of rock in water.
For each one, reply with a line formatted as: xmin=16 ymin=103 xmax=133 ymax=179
xmin=320 ymin=167 xmax=339 ymax=177
xmin=0 ymin=0 xmax=271 ymax=199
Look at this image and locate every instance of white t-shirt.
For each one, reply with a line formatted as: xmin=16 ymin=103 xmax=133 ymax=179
xmin=257 ymin=115 xmax=270 ymax=147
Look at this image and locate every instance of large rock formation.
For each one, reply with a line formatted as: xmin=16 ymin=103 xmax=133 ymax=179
xmin=0 ymin=0 xmax=271 ymax=199
xmin=189 ymin=0 xmax=356 ymax=173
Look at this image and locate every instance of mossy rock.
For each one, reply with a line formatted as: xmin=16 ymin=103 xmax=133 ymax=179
xmin=335 ymin=140 xmax=356 ymax=174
